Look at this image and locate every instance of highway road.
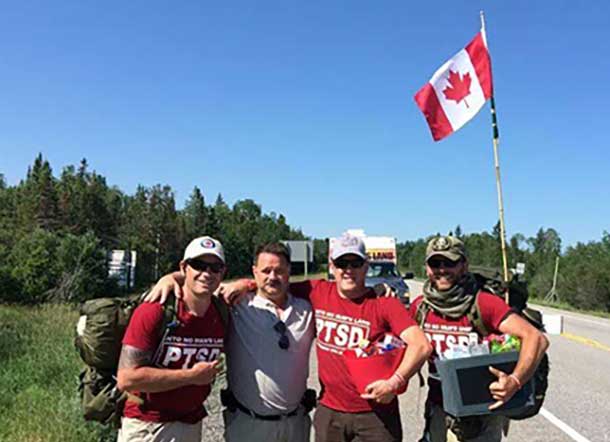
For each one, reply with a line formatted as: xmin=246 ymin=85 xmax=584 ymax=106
xmin=306 ymin=280 xmax=610 ymax=441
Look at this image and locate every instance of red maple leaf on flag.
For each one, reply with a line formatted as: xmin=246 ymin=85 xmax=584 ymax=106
xmin=443 ymin=70 xmax=472 ymax=108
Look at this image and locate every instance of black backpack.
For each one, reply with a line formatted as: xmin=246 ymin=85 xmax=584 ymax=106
xmin=469 ymin=271 xmax=549 ymax=420
xmin=415 ymin=270 xmax=549 ymax=420
xmin=75 ymin=292 xmax=229 ymax=427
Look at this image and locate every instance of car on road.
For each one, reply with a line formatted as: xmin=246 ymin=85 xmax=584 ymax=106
xmin=366 ymin=262 xmax=411 ymax=307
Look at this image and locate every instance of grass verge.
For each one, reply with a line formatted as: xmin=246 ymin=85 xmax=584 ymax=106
xmin=0 ymin=303 xmax=114 ymax=442
xmin=529 ymin=297 xmax=610 ymax=319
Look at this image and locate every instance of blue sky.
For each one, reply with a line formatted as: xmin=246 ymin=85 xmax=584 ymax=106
xmin=1 ymin=1 xmax=609 ymax=248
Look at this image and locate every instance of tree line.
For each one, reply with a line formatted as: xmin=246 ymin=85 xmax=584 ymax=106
xmin=0 ymin=154 xmax=310 ymax=303
xmin=1 ymin=154 xmax=608 ymax=313
xmin=397 ymin=224 xmax=610 ymax=312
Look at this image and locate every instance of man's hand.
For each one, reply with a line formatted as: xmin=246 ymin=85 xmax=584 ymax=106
xmin=488 ymin=366 xmax=521 ymax=410
xmin=144 ymin=273 xmax=183 ymax=303
xmin=360 ymin=379 xmax=398 ymax=404
xmin=189 ymin=360 xmax=221 ymax=386
xmin=217 ymin=279 xmax=254 ymax=306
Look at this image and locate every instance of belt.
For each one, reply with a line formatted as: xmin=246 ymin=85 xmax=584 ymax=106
xmin=234 ymin=400 xmax=299 ymax=421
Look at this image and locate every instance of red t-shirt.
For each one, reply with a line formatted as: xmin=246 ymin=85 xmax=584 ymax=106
xmin=122 ymin=299 xmax=225 ymax=423
xmin=291 ymin=279 xmax=416 ymax=413
xmin=409 ymin=291 xmax=513 ymax=405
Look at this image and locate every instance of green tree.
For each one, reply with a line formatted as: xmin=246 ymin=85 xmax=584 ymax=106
xmin=454 ymin=224 xmax=463 ymax=239
xmin=182 ymin=186 xmax=207 ymax=240
xmin=117 ymin=186 xmax=155 ymax=285
xmin=526 ymin=227 xmax=561 ymax=298
xmin=148 ymin=184 xmax=181 ymax=279
xmin=397 ymin=238 xmax=428 ymax=277
xmin=558 ymin=233 xmax=610 ymax=311
xmin=48 ymin=232 xmax=109 ymax=302
xmin=16 ymin=154 xmax=60 ymax=232
xmin=10 ymin=229 xmax=60 ymax=303
xmin=57 ymin=159 xmax=121 ymax=246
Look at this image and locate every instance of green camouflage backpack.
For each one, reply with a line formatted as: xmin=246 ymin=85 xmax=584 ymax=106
xmin=75 ymin=292 xmax=229 ymax=427
xmin=415 ymin=270 xmax=549 ymax=420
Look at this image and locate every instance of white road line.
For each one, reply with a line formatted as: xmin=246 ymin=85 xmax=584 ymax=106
xmin=540 ymin=407 xmax=591 ymax=442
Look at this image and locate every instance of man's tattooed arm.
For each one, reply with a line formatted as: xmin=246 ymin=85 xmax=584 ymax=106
xmin=117 ymin=344 xmax=217 ymax=393
xmin=118 ymin=345 xmax=153 ymax=370
xmin=117 ymin=345 xmax=194 ymax=393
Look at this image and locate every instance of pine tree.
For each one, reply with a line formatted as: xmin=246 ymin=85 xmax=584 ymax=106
xmin=183 ymin=186 xmax=207 ymax=239
xmin=455 ymin=224 xmax=463 ymax=238
xmin=16 ymin=154 xmax=59 ymax=232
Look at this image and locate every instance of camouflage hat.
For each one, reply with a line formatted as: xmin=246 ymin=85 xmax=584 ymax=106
xmin=425 ymin=236 xmax=466 ymax=262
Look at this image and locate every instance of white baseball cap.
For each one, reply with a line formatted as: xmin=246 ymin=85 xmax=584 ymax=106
xmin=331 ymin=234 xmax=367 ymax=261
xmin=183 ymin=236 xmax=225 ymax=264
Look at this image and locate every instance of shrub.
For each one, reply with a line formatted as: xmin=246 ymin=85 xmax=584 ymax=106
xmin=50 ymin=232 xmax=108 ymax=302
xmin=9 ymin=229 xmax=60 ymax=303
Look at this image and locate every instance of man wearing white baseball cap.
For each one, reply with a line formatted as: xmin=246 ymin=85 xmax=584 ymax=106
xmin=117 ymin=236 xmax=229 ymax=442
xmin=288 ymin=234 xmax=431 ymax=442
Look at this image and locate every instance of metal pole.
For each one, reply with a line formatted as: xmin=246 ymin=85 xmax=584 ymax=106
xmin=154 ymin=232 xmax=160 ymax=281
xmin=481 ymin=11 xmax=510 ymax=291
xmin=492 ymin=116 xmax=510 ymax=285
xmin=545 ymin=256 xmax=560 ymax=302
xmin=304 ymin=243 xmax=309 ymax=278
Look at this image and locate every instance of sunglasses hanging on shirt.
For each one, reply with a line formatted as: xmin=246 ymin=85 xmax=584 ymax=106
xmin=273 ymin=321 xmax=290 ymax=350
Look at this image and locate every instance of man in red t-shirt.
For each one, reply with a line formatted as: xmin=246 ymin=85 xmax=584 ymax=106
xmin=289 ymin=234 xmax=432 ymax=442
xmin=116 ymin=236 xmax=228 ymax=442
xmin=409 ymin=236 xmax=549 ymax=442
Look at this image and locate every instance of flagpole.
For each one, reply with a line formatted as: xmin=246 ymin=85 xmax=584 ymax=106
xmin=480 ymin=11 xmax=510 ymax=291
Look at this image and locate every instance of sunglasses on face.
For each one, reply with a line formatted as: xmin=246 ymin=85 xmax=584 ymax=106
xmin=333 ymin=258 xmax=366 ymax=270
xmin=273 ymin=321 xmax=290 ymax=350
xmin=427 ymin=258 xmax=460 ymax=269
xmin=187 ymin=260 xmax=225 ymax=274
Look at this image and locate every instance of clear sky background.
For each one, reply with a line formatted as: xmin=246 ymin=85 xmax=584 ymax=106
xmin=1 ymin=1 xmax=608 ymax=248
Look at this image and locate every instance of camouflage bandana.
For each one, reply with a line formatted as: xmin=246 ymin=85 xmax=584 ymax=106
xmin=422 ymin=273 xmax=478 ymax=319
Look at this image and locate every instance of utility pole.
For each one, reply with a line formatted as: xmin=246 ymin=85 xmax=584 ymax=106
xmin=544 ymin=256 xmax=560 ymax=303
xmin=154 ymin=232 xmax=160 ymax=281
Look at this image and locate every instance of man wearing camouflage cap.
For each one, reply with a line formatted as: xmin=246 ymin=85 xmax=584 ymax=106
xmin=409 ymin=236 xmax=549 ymax=442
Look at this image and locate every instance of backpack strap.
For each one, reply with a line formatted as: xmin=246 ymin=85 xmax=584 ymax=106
xmin=160 ymin=292 xmax=180 ymax=331
xmin=414 ymin=299 xmax=430 ymax=388
xmin=466 ymin=290 xmax=490 ymax=337
xmin=211 ymin=295 xmax=230 ymax=328
xmin=415 ymin=299 xmax=431 ymax=328
xmin=151 ymin=293 xmax=181 ymax=364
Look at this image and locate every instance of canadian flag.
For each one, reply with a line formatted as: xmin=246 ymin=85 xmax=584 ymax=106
xmin=414 ymin=30 xmax=493 ymax=141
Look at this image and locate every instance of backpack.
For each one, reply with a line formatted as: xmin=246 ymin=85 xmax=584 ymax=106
xmin=415 ymin=270 xmax=549 ymax=420
xmin=75 ymin=291 xmax=229 ymax=427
